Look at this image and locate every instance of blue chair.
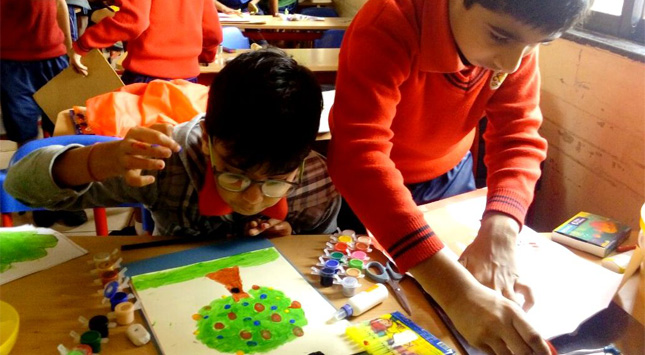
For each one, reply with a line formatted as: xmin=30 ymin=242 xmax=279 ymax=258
xmin=0 ymin=135 xmax=151 ymax=235
xmin=301 ymin=7 xmax=345 ymax=48
xmin=221 ymin=26 xmax=251 ymax=49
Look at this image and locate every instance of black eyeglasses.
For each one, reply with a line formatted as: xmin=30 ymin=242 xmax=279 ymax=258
xmin=208 ymin=137 xmax=304 ymax=198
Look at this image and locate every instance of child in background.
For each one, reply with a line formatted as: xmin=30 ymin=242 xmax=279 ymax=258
xmin=69 ymin=0 xmax=222 ymax=84
xmin=258 ymin=0 xmax=297 ymax=16
xmin=1 ymin=0 xmax=89 ymax=227
xmin=214 ymin=0 xmax=261 ymax=15
xmin=328 ymin=0 xmax=591 ymax=353
xmin=0 ymin=0 xmax=73 ymax=144
xmin=66 ymin=0 xmax=91 ymax=40
xmin=7 ymin=49 xmax=341 ymax=239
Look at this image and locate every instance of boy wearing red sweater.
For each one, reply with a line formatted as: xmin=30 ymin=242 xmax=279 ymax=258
xmin=69 ymin=0 xmax=222 ymax=84
xmin=328 ymin=0 xmax=590 ymax=353
xmin=0 ymin=0 xmax=73 ymax=144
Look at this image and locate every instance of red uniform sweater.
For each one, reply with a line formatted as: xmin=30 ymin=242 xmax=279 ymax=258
xmin=0 ymin=0 xmax=66 ymax=61
xmin=328 ymin=0 xmax=547 ymax=272
xmin=74 ymin=0 xmax=222 ymax=79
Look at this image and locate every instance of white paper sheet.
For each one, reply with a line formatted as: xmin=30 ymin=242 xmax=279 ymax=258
xmin=442 ymin=196 xmax=623 ymax=339
xmin=0 ymin=225 xmax=87 ymax=285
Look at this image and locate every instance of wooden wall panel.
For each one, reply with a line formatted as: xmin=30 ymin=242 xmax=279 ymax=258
xmin=533 ymin=41 xmax=645 ymax=231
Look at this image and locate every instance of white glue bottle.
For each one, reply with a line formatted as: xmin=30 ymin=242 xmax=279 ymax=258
xmin=332 ymin=283 xmax=388 ymax=320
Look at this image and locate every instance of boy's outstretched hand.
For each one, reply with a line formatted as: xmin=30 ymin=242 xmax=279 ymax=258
xmin=245 ymin=218 xmax=292 ymax=237
xmin=410 ymin=250 xmax=550 ymax=355
xmin=53 ymin=124 xmax=181 ymax=188
xmin=109 ymin=124 xmax=181 ymax=186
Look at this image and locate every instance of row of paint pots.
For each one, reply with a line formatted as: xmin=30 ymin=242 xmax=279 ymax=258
xmin=312 ymin=230 xmax=374 ymax=297
xmin=59 ymin=250 xmax=148 ymax=354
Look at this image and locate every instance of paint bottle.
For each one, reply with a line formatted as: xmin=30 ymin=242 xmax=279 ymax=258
xmin=344 ymin=267 xmax=364 ymax=279
xmin=348 ymin=258 xmax=364 ymax=270
xmin=78 ymin=315 xmax=116 ymax=338
xmin=339 ymin=277 xmax=361 ymax=297
xmin=79 ymin=330 xmax=102 ymax=353
xmin=332 ymin=283 xmax=388 ymax=320
xmin=319 ymin=267 xmax=340 ymax=287
xmin=57 ymin=344 xmax=93 ymax=355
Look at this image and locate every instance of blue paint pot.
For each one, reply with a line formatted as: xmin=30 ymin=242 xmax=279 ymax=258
xmin=320 ymin=267 xmax=337 ymax=287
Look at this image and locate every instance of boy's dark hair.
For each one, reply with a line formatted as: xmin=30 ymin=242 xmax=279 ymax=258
xmin=465 ymin=0 xmax=592 ymax=34
xmin=205 ymin=48 xmax=323 ymax=175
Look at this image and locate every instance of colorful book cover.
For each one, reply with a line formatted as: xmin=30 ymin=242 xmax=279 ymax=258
xmin=552 ymin=211 xmax=631 ymax=257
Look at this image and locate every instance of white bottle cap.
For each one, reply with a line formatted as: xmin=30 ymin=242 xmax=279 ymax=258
xmin=127 ymin=324 xmax=151 ymax=346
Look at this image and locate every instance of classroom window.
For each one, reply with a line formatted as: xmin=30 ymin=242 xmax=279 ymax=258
xmin=580 ymin=0 xmax=645 ymax=44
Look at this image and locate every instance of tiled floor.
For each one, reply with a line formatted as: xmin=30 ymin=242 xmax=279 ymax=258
xmin=1 ymin=139 xmax=133 ymax=236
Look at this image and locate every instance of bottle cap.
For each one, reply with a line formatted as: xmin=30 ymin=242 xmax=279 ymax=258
xmin=127 ymin=324 xmax=151 ymax=346
xmin=332 ymin=304 xmax=353 ymax=321
xmin=340 ymin=277 xmax=361 ymax=297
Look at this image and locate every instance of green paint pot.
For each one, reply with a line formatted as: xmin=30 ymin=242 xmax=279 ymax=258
xmin=80 ymin=330 xmax=102 ymax=353
xmin=348 ymin=258 xmax=364 ymax=270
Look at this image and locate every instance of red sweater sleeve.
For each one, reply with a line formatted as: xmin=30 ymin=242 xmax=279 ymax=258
xmin=328 ymin=0 xmax=444 ymax=273
xmin=483 ymin=50 xmax=547 ymax=226
xmin=198 ymin=0 xmax=223 ymax=64
xmin=74 ymin=0 xmax=152 ymax=55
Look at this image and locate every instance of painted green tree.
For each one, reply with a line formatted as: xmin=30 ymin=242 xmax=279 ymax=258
xmin=194 ymin=268 xmax=307 ymax=354
xmin=0 ymin=231 xmax=58 ymax=272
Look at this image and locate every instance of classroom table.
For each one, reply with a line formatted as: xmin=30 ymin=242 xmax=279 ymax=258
xmin=418 ymin=189 xmax=644 ymax=354
xmin=198 ymin=48 xmax=339 ymax=85
xmin=115 ymin=48 xmax=340 ymax=86
xmin=222 ymin=15 xmax=351 ymax=43
xmin=223 ymin=15 xmax=351 ymax=31
xmin=2 ymin=235 xmax=458 ymax=354
xmin=3 ymin=190 xmax=643 ymax=354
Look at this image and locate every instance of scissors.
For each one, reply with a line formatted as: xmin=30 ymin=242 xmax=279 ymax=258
xmin=365 ymin=261 xmax=412 ymax=315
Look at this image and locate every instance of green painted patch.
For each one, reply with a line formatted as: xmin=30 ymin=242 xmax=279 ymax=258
xmin=0 ymin=231 xmax=58 ymax=273
xmin=131 ymin=247 xmax=280 ymax=291
xmin=194 ymin=286 xmax=307 ymax=353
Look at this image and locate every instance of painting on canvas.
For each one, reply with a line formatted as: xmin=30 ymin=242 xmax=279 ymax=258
xmin=0 ymin=225 xmax=87 ymax=285
xmin=130 ymin=246 xmax=354 ymax=354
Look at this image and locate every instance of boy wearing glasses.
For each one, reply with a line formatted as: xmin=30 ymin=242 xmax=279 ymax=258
xmin=6 ymin=49 xmax=340 ymax=238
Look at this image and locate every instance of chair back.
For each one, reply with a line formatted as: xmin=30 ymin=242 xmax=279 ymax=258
xmin=221 ymin=26 xmax=251 ymax=49
xmin=0 ymin=135 xmax=151 ymax=235
xmin=9 ymin=135 xmax=119 ymax=166
xmin=2 ymin=135 xmax=121 ymax=215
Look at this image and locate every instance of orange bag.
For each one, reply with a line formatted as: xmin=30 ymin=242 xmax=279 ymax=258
xmin=85 ymin=79 xmax=209 ymax=137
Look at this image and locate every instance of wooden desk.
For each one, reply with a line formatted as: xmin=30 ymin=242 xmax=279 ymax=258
xmin=3 ymin=235 xmax=458 ymax=354
xmin=226 ymin=15 xmax=351 ymax=31
xmin=224 ymin=15 xmax=351 ymax=43
xmin=6 ymin=191 xmax=641 ymax=354
xmin=116 ymin=48 xmax=339 ymax=85
xmin=198 ymin=48 xmax=339 ymax=85
xmin=420 ymin=189 xmax=644 ymax=354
